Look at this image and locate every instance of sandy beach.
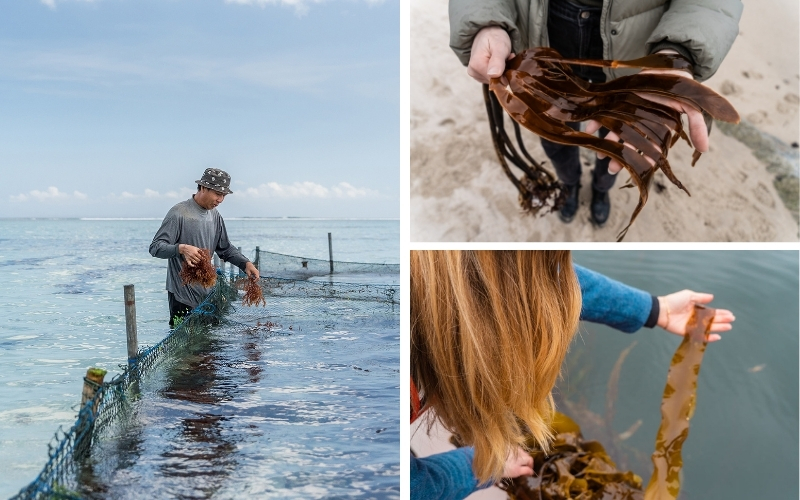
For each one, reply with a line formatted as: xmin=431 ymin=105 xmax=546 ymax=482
xmin=410 ymin=0 xmax=799 ymax=242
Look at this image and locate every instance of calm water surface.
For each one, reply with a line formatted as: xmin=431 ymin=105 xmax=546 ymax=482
xmin=566 ymin=251 xmax=798 ymax=499
xmin=0 ymin=218 xmax=398 ymax=498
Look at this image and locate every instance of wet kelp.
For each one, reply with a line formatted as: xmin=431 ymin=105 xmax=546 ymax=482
xmin=179 ymin=248 xmax=217 ymax=288
xmin=500 ymin=412 xmax=644 ymax=500
xmin=644 ymin=305 xmax=716 ymax=500
xmin=487 ymin=48 xmax=740 ymax=240
xmin=502 ymin=305 xmax=716 ymax=499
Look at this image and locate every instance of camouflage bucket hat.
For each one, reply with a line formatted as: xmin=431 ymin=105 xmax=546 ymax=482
xmin=196 ymin=168 xmax=233 ymax=195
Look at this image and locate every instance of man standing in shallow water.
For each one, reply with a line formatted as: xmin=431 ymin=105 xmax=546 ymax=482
xmin=150 ymin=168 xmax=259 ymax=327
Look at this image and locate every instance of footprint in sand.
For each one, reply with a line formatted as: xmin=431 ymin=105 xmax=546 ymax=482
xmin=719 ymin=80 xmax=742 ymax=96
xmin=746 ymin=110 xmax=768 ymax=124
xmin=741 ymin=70 xmax=763 ymax=80
xmin=753 ymin=182 xmax=776 ymax=208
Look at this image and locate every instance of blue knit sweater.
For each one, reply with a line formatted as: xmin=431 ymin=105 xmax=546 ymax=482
xmin=411 ymin=264 xmax=655 ymax=500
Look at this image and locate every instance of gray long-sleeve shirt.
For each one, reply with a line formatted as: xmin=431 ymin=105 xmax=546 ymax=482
xmin=149 ymin=196 xmax=249 ymax=307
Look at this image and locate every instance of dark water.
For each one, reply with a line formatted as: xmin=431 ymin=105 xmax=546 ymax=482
xmin=563 ymin=251 xmax=798 ymax=499
xmin=0 ymin=218 xmax=398 ymax=498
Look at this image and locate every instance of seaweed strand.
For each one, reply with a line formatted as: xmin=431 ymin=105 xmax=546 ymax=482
xmin=487 ymin=47 xmax=739 ymax=240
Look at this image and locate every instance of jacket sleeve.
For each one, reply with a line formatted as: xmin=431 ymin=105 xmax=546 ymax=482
xmin=575 ymin=264 xmax=658 ymax=333
xmin=149 ymin=210 xmax=181 ymax=259
xmin=449 ymin=0 xmax=526 ymax=66
xmin=411 ymin=448 xmax=489 ymax=500
xmin=646 ymin=0 xmax=743 ymax=81
xmin=214 ymin=216 xmax=250 ymax=271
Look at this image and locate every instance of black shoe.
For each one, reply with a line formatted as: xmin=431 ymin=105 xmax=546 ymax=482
xmin=558 ymin=183 xmax=580 ymax=223
xmin=591 ymin=188 xmax=610 ymax=226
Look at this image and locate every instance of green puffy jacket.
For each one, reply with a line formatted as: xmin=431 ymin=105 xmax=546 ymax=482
xmin=449 ymin=0 xmax=743 ymax=81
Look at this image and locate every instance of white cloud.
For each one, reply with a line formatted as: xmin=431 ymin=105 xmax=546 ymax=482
xmin=107 ymin=187 xmax=194 ymax=201
xmin=40 ymin=0 xmax=101 ymax=9
xmin=9 ymin=186 xmax=88 ymax=202
xmin=242 ymin=181 xmax=378 ymax=199
xmin=224 ymin=0 xmax=385 ymax=16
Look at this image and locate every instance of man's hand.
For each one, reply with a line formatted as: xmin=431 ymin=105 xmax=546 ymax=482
xmin=657 ymin=290 xmax=735 ymax=342
xmin=467 ymin=27 xmax=514 ymax=84
xmin=503 ymin=446 xmax=534 ymax=479
xmin=178 ymin=244 xmax=203 ymax=267
xmin=586 ymin=50 xmax=708 ymax=175
xmin=245 ymin=261 xmax=260 ymax=280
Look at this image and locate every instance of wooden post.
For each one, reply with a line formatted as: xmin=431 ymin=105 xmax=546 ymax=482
xmin=213 ymin=253 xmax=221 ymax=270
xmin=75 ymin=367 xmax=107 ymax=458
xmin=124 ymin=285 xmax=138 ymax=365
xmin=81 ymin=368 xmax=107 ymax=413
xmin=254 ymin=246 xmax=261 ymax=273
xmin=238 ymin=247 xmax=244 ymax=277
xmin=328 ymin=232 xmax=334 ymax=274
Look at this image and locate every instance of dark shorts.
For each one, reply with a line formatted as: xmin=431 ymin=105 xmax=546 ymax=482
xmin=168 ymin=292 xmax=194 ymax=328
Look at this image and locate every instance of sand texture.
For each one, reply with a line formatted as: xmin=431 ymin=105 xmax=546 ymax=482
xmin=410 ymin=0 xmax=799 ymax=242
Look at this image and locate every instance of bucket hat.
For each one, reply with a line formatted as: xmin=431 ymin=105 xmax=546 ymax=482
xmin=196 ymin=168 xmax=233 ymax=195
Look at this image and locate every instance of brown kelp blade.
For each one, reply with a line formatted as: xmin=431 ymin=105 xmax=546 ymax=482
xmin=488 ymin=48 xmax=740 ymax=240
xmin=501 ymin=412 xmax=644 ymax=500
xmin=644 ymin=305 xmax=716 ymax=500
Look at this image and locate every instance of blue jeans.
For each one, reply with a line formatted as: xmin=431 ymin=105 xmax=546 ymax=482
xmin=541 ymin=0 xmax=616 ymax=192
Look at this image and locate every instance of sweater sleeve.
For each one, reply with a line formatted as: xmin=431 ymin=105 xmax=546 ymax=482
xmin=646 ymin=0 xmax=743 ymax=81
xmin=411 ymin=448 xmax=489 ymax=500
xmin=149 ymin=209 xmax=181 ymax=259
xmin=574 ymin=264 xmax=656 ymax=333
xmin=214 ymin=216 xmax=249 ymax=271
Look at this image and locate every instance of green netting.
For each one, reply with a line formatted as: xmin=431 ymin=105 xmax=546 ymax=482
xmin=250 ymin=249 xmax=399 ymax=280
xmin=12 ymin=269 xmax=398 ymax=500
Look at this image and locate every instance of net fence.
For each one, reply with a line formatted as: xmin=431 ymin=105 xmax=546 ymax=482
xmin=12 ymin=269 xmax=398 ymax=500
xmin=249 ymin=249 xmax=399 ymax=280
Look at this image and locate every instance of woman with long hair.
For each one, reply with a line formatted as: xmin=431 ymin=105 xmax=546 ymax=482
xmin=410 ymin=251 xmax=734 ymax=500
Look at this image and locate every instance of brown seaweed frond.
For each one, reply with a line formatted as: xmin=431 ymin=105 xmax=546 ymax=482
xmin=500 ymin=412 xmax=644 ymax=500
xmin=644 ymin=305 xmax=715 ymax=500
xmin=179 ymin=248 xmax=217 ymax=288
xmin=240 ymin=275 xmax=266 ymax=307
xmin=488 ymin=47 xmax=740 ymax=240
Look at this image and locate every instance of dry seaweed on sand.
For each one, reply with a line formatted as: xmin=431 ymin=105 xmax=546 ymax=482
xmin=179 ymin=248 xmax=217 ymax=288
xmin=240 ymin=275 xmax=266 ymax=307
xmin=487 ymin=48 xmax=740 ymax=240
xmin=503 ymin=305 xmax=716 ymax=499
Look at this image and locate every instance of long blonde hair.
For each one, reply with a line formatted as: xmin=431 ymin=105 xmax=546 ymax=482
xmin=410 ymin=250 xmax=581 ymax=483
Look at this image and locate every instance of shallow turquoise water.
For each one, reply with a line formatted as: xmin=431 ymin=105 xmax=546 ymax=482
xmin=566 ymin=251 xmax=798 ymax=499
xmin=0 ymin=218 xmax=398 ymax=498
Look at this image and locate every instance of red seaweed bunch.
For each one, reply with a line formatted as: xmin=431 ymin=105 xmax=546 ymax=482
xmin=241 ymin=275 xmax=265 ymax=307
xmin=488 ymin=47 xmax=740 ymax=240
xmin=179 ymin=248 xmax=217 ymax=288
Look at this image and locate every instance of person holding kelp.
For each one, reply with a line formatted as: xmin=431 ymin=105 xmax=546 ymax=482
xmin=410 ymin=250 xmax=734 ymax=500
xmin=150 ymin=168 xmax=259 ymax=327
xmin=450 ymin=0 xmax=742 ymax=226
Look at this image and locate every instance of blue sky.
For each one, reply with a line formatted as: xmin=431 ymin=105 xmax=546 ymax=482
xmin=0 ymin=0 xmax=398 ymax=218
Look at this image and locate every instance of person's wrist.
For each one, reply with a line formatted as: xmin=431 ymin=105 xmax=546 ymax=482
xmin=657 ymin=296 xmax=670 ymax=329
